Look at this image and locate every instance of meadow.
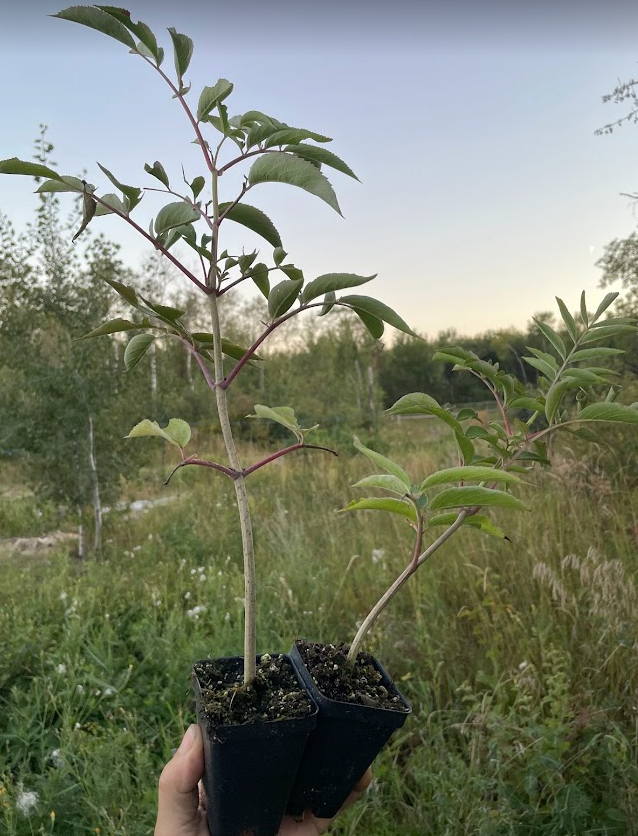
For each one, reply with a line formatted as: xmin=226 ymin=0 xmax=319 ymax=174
xmin=1 ymin=419 xmax=638 ymax=836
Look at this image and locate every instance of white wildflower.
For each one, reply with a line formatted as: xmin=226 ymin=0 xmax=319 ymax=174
xmin=184 ymin=591 xmax=191 ymax=601
xmin=76 ymin=684 xmax=84 ymax=695
xmin=133 ymin=545 xmax=142 ymax=552
xmin=519 ymin=661 xmax=528 ymax=671
xmin=105 ymin=613 xmax=110 ymax=619
xmin=197 ymin=566 xmax=205 ymax=573
xmin=16 ymin=789 xmax=38 ymax=815
xmin=190 ymin=568 xmax=196 ymax=576
xmin=148 ymin=533 xmax=154 ymax=541
xmin=74 ymin=722 xmax=81 ymax=730
xmin=94 ymin=689 xmax=101 ymax=696
xmin=179 ymin=558 xmax=186 ymax=570
xmin=215 ymin=502 xmax=222 ymax=509
xmin=187 ymin=605 xmax=207 ymax=620
xmin=49 ymin=749 xmax=65 ymax=768
xmin=224 ymin=612 xmax=231 ymax=622
xmin=198 ymin=574 xmax=206 ymax=583
xmin=55 ymin=664 xmax=67 ymax=675
xmin=104 ymin=687 xmax=115 ymax=697
xmin=59 ymin=592 xmax=68 ymax=602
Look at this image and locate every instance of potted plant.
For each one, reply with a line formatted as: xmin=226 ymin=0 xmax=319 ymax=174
xmin=287 ymin=290 xmax=638 ymax=817
xmin=0 ymin=6 xmax=418 ymax=835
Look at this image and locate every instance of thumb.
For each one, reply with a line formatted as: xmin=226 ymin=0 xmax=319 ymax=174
xmin=155 ymin=724 xmax=204 ymax=836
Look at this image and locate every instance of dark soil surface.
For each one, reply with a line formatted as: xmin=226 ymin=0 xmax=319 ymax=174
xmin=296 ymin=640 xmax=409 ymax=712
xmin=193 ymin=654 xmax=315 ymax=731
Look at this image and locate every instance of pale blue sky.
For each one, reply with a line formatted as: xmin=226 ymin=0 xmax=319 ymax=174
xmin=1 ymin=2 xmax=637 ymax=336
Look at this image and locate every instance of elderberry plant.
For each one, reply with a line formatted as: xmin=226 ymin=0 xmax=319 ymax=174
xmin=344 ymin=291 xmax=638 ymax=663
xmin=0 ymin=5 xmax=417 ymax=685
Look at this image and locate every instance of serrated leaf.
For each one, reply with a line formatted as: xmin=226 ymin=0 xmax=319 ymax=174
xmin=342 ymin=497 xmax=417 ymax=522
xmin=429 ymin=486 xmax=527 ymax=512
xmin=318 ymin=291 xmax=336 ymax=317
xmin=168 ymin=27 xmax=193 ymax=85
xmin=97 ymin=162 xmax=142 ymax=209
xmin=217 ymin=202 xmax=282 ymax=248
xmin=95 ymin=6 xmax=162 ymax=63
xmin=138 ymin=296 xmax=184 ymax=324
xmin=427 ymin=512 xmax=508 ymax=539
xmin=354 ymin=309 xmax=384 ymax=338
xmin=248 ymin=263 xmax=270 ymax=298
xmin=77 ymin=318 xmax=151 ymax=340
xmin=353 ymin=436 xmax=410 ymax=488
xmin=338 ymin=295 xmax=418 ymax=337
xmin=284 ymin=143 xmax=358 ymax=179
xmin=523 ymin=355 xmax=556 ymax=380
xmin=124 ymin=333 xmax=154 ymax=370
xmin=95 ymin=193 xmax=127 ymax=216
xmin=533 ymin=318 xmax=566 ymax=359
xmin=125 ymin=417 xmax=191 ymax=449
xmin=249 ymin=404 xmax=301 ymax=434
xmin=352 ymin=474 xmax=410 ymax=495
xmin=36 ymin=175 xmax=85 ymax=193
xmin=592 ymin=292 xmax=619 ymax=323
xmin=248 ymin=154 xmax=342 ymax=215
xmin=53 ymin=6 xmax=136 ymax=48
xmin=273 ymin=247 xmax=287 ymax=266
xmin=510 ymin=396 xmax=546 ymax=411
xmin=302 ymin=273 xmax=376 ymax=303
xmin=197 ymin=78 xmax=234 ymax=121
xmin=576 ymin=403 xmax=638 ymax=425
xmin=570 ymin=347 xmax=624 ymax=362
xmin=268 ymin=279 xmax=302 ymax=319
xmin=0 ymin=158 xmax=63 ymax=180
xmin=101 ymin=276 xmax=139 ymax=307
xmin=263 ymin=128 xmax=332 ymax=148
xmin=556 ymin=297 xmax=578 ymax=342
xmin=144 ymin=161 xmax=170 ymax=188
xmin=280 ymin=265 xmax=304 ymax=282
xmin=419 ymin=466 xmax=521 ymax=491
xmin=154 ymin=201 xmax=200 ymax=235
xmin=190 ymin=175 xmax=205 ymax=199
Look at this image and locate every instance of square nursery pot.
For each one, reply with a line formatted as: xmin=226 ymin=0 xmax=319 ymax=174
xmin=287 ymin=639 xmax=411 ymax=818
xmin=192 ymin=653 xmax=318 ymax=836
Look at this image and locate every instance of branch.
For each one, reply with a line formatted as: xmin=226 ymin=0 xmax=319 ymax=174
xmin=217 ymin=181 xmax=251 ymax=223
xmin=176 ymin=336 xmax=217 ymax=392
xmin=242 ymin=442 xmax=337 ymax=477
xmin=218 ymin=147 xmax=282 ymax=174
xmin=90 ymin=194 xmax=210 ymax=294
xmin=164 ymin=455 xmax=239 ymax=485
xmin=143 ymin=186 xmax=214 ymax=230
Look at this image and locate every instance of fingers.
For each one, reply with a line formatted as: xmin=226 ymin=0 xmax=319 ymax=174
xmin=155 ymin=724 xmax=205 ymax=836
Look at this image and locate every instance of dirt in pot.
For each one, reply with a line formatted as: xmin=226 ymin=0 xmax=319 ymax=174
xmin=194 ymin=654 xmax=315 ymax=731
xmin=296 ymin=640 xmax=409 ymax=711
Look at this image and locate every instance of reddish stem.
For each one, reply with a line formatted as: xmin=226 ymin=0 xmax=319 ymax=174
xmin=242 ymin=442 xmax=337 ymax=477
xmin=164 ymin=456 xmax=239 ymax=485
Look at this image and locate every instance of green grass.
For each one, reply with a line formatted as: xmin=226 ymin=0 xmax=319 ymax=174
xmin=1 ymin=426 xmax=638 ymax=835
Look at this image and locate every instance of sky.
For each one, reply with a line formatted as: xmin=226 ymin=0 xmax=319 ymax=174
xmin=1 ymin=1 xmax=637 ymax=338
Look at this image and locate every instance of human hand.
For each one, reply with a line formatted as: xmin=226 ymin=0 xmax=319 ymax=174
xmin=155 ymin=724 xmax=372 ymax=836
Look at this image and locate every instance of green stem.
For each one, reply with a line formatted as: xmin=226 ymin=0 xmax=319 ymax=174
xmin=209 ymin=168 xmax=257 ymax=684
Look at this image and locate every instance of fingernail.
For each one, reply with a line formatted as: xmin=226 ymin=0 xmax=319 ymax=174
xmin=176 ymin=724 xmax=198 ymax=755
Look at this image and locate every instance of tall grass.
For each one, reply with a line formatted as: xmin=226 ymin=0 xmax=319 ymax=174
xmin=1 ymin=427 xmax=637 ymax=835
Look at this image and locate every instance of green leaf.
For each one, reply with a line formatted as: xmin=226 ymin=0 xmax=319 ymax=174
xmin=197 ymin=78 xmax=234 ymax=121
xmin=125 ymin=418 xmax=191 ymax=449
xmin=419 ymin=466 xmax=521 ymax=491
xmin=342 ymin=497 xmax=417 ymax=523
xmin=429 ymin=486 xmax=527 ymax=512
xmin=268 ymin=279 xmax=303 ymax=319
xmin=592 ymin=292 xmax=618 ymax=323
xmin=455 ymin=431 xmax=475 ymax=464
xmin=509 ymin=396 xmax=546 ymax=411
xmin=248 ymin=154 xmax=342 ymax=215
xmin=562 ymin=368 xmax=609 ymax=385
xmin=533 ymin=318 xmax=566 ymax=359
xmin=168 ymin=27 xmax=193 ymax=85
xmin=97 ymin=162 xmax=142 ymax=210
xmin=101 ymin=276 xmax=139 ymax=307
xmin=190 ymin=175 xmax=205 ymax=199
xmin=526 ymin=346 xmax=559 ymax=371
xmin=352 ymin=474 xmax=410 ymax=495
xmin=427 ymin=512 xmax=508 ymax=539
xmin=318 ymin=291 xmax=336 ymax=317
xmin=72 ymin=187 xmax=97 ymax=242
xmin=523 ymin=355 xmax=556 ymax=380
xmin=273 ymin=247 xmax=287 ymax=266
xmin=284 ymin=144 xmax=358 ymax=180
xmin=353 ymin=309 xmax=384 ymax=339
xmin=124 ymin=333 xmax=154 ymax=370
xmin=263 ymin=128 xmax=332 ymax=148
xmin=248 ymin=263 xmax=270 ymax=298
xmin=302 ymin=273 xmax=376 ymax=304
xmin=580 ymin=291 xmax=588 ymax=326
xmin=576 ymin=403 xmax=638 ymax=425
xmin=36 ymin=175 xmax=85 ymax=193
xmin=353 ymin=436 xmax=410 ymax=488
xmin=77 ymin=318 xmax=151 ymax=340
xmin=432 ymin=346 xmax=479 ymax=364
xmin=249 ymin=404 xmax=301 ymax=434
xmin=138 ymin=297 xmax=184 ymax=324
xmin=570 ymin=347 xmax=624 ymax=362
xmin=579 ymin=324 xmax=636 ymax=344
xmin=280 ymin=265 xmax=304 ymax=282
xmin=154 ymin=201 xmax=200 ymax=235
xmin=95 ymin=6 xmax=163 ymax=63
xmin=94 ymin=193 xmax=127 ymax=216
xmin=218 ymin=202 xmax=282 ymax=248
xmin=0 ymin=158 xmax=63 ymax=180
xmin=144 ymin=161 xmax=170 ymax=188
xmin=338 ymin=295 xmax=418 ymax=337
xmin=385 ymin=393 xmax=463 ymax=434
xmin=555 ymin=297 xmax=578 ymax=342
xmin=53 ymin=6 xmax=137 ymax=48
xmin=545 ymin=381 xmax=571 ymax=422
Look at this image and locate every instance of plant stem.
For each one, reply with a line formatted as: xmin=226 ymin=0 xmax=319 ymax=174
xmin=242 ymin=442 xmax=337 ymax=476
xmin=209 ymin=168 xmax=257 ymax=684
xmin=346 ymin=511 xmax=468 ymax=665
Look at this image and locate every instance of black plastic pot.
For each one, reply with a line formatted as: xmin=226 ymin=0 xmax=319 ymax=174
xmin=192 ymin=654 xmax=318 ymax=836
xmin=287 ymin=640 xmax=411 ymax=818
